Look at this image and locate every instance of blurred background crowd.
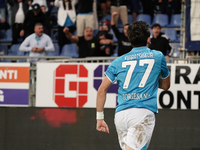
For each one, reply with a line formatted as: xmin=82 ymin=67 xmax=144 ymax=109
xmin=0 ymin=0 xmax=182 ymax=60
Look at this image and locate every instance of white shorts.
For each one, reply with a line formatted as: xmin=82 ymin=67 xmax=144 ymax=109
xmin=114 ymin=108 xmax=155 ymax=150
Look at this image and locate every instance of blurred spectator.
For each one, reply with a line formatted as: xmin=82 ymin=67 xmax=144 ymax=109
xmin=63 ymin=27 xmax=114 ymax=58
xmin=54 ymin=0 xmax=77 ymax=53
xmin=20 ymin=3 xmax=46 ymax=38
xmin=173 ymin=0 xmax=181 ymax=14
xmin=19 ymin=23 xmax=54 ymax=64
xmin=96 ymin=21 xmax=113 ymax=40
xmin=158 ymin=0 xmax=181 ymax=21
xmin=0 ymin=0 xmax=6 ymax=20
xmin=97 ymin=30 xmax=114 ymax=56
xmin=140 ymin=0 xmax=155 ymax=21
xmin=7 ymin=0 xmax=28 ymax=44
xmin=28 ymin=0 xmax=48 ymax=11
xmin=111 ymin=12 xmax=132 ymax=56
xmin=110 ymin=0 xmax=128 ymax=26
xmin=76 ymin=0 xmax=95 ymax=36
xmin=99 ymin=0 xmax=111 ymax=17
xmin=158 ymin=0 xmax=173 ymax=21
xmin=96 ymin=21 xmax=114 ymax=56
xmin=149 ymin=23 xmax=173 ymax=58
xmin=128 ymin=0 xmax=141 ymax=22
xmin=40 ymin=3 xmax=57 ymax=36
xmin=0 ymin=14 xmax=10 ymax=30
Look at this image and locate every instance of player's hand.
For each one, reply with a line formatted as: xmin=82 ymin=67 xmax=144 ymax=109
xmin=96 ymin=119 xmax=109 ymax=133
xmin=112 ymin=12 xmax=118 ymax=17
xmin=20 ymin=30 xmax=24 ymax=37
xmin=63 ymin=27 xmax=69 ymax=33
xmin=32 ymin=47 xmax=37 ymax=52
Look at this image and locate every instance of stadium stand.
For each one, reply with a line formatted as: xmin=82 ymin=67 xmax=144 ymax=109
xmin=168 ymin=14 xmax=181 ymax=28
xmin=46 ymin=44 xmax=60 ymax=56
xmin=136 ymin=14 xmax=151 ymax=26
xmin=60 ymin=44 xmax=79 ymax=58
xmin=152 ymin=14 xmax=169 ymax=27
xmin=163 ymin=29 xmax=178 ymax=42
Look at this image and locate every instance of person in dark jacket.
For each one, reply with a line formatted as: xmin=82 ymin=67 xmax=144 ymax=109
xmin=7 ymin=0 xmax=28 ymax=44
xmin=149 ymin=23 xmax=173 ymax=58
xmin=19 ymin=3 xmax=46 ymax=38
xmin=111 ymin=12 xmax=132 ymax=56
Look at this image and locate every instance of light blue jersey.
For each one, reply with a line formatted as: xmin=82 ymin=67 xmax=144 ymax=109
xmin=105 ymin=46 xmax=169 ymax=114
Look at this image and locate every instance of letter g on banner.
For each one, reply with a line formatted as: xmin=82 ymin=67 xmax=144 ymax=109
xmin=54 ymin=65 xmax=88 ymax=107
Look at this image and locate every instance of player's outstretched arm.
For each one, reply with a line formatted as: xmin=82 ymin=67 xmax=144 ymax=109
xmin=96 ymin=76 xmax=112 ymax=133
xmin=159 ymin=75 xmax=170 ymax=90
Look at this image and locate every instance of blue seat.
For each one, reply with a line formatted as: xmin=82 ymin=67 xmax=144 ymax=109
xmin=172 ymin=44 xmax=180 ymax=58
xmin=136 ymin=14 xmax=151 ymax=26
xmin=128 ymin=14 xmax=134 ymax=24
xmin=162 ymin=29 xmax=177 ymax=42
xmin=168 ymin=14 xmax=181 ymax=28
xmin=9 ymin=44 xmax=24 ymax=56
xmin=152 ymin=14 xmax=169 ymax=27
xmin=51 ymin=30 xmax=58 ymax=43
xmin=0 ymin=29 xmax=12 ymax=43
xmin=51 ymin=6 xmax=58 ymax=14
xmin=60 ymin=44 xmax=78 ymax=58
xmin=101 ymin=14 xmax=111 ymax=22
xmin=0 ymin=44 xmax=8 ymax=55
xmin=47 ymin=44 xmax=60 ymax=56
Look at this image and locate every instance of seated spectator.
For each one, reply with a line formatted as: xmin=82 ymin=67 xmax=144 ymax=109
xmin=63 ymin=27 xmax=114 ymax=58
xmin=19 ymin=23 xmax=55 ymax=64
xmin=20 ymin=3 xmax=46 ymax=38
xmin=54 ymin=0 xmax=77 ymax=53
xmin=149 ymin=23 xmax=173 ymax=58
xmin=111 ymin=12 xmax=132 ymax=56
xmin=110 ymin=0 xmax=128 ymax=26
xmin=7 ymin=0 xmax=28 ymax=44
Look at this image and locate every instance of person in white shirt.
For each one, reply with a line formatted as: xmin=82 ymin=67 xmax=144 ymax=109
xmin=7 ymin=0 xmax=28 ymax=44
xmin=19 ymin=23 xmax=55 ymax=64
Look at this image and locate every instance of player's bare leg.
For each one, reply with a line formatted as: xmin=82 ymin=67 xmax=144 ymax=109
xmin=125 ymin=145 xmax=134 ymax=150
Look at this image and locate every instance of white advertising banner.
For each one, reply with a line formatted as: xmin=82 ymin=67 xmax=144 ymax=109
xmin=190 ymin=0 xmax=200 ymax=41
xmin=36 ymin=63 xmax=200 ymax=109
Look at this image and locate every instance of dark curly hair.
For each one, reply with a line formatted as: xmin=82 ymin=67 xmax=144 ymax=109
xmin=127 ymin=21 xmax=150 ymax=47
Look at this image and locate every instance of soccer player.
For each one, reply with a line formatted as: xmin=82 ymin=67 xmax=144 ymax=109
xmin=96 ymin=21 xmax=170 ymax=150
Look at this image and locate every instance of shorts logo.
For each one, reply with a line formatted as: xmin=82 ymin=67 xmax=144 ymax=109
xmin=54 ymin=65 xmax=88 ymax=107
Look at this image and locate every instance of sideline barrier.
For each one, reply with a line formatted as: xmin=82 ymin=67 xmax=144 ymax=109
xmin=0 ymin=56 xmax=200 ymax=107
